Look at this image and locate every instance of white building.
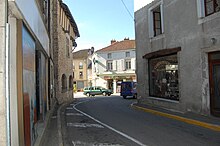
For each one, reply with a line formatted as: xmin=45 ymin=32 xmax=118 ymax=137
xmin=92 ymin=39 xmax=136 ymax=93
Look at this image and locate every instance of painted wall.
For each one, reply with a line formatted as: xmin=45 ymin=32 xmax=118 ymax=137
xmin=135 ymin=0 xmax=220 ymax=115
xmin=10 ymin=0 xmax=49 ymax=55
xmin=0 ymin=0 xmax=7 ymax=145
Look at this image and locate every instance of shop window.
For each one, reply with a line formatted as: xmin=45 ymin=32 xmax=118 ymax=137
xmin=61 ymin=74 xmax=67 ymax=92
xmin=149 ymin=54 xmax=179 ymax=100
xmin=204 ymin=0 xmax=220 ymax=16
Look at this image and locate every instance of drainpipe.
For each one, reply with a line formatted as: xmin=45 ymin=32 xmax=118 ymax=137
xmin=5 ymin=0 xmax=11 ymax=145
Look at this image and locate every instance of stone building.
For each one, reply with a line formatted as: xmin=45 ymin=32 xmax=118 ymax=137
xmin=92 ymin=39 xmax=136 ymax=93
xmin=72 ymin=49 xmax=92 ymax=91
xmin=51 ymin=0 xmax=80 ymax=104
xmin=135 ymin=0 xmax=220 ymax=117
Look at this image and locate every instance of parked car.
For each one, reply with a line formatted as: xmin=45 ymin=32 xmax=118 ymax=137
xmin=120 ymin=81 xmax=137 ymax=99
xmin=83 ymin=86 xmax=113 ymax=97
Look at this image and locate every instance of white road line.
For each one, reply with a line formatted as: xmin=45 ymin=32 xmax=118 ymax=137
xmin=73 ymin=101 xmax=147 ymax=146
xmin=66 ymin=107 xmax=73 ymax=110
xmin=72 ymin=140 xmax=123 ymax=146
xmin=67 ymin=122 xmax=104 ymax=128
xmin=66 ymin=113 xmax=83 ymax=116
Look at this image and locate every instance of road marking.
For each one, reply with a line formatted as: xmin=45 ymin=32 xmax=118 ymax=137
xmin=66 ymin=113 xmax=83 ymax=116
xmin=73 ymin=101 xmax=147 ymax=146
xmin=67 ymin=122 xmax=104 ymax=128
xmin=72 ymin=141 xmax=123 ymax=146
xmin=66 ymin=107 xmax=73 ymax=110
xmin=132 ymin=104 xmax=220 ymax=132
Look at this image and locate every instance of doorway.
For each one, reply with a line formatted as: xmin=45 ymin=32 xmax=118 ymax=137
xmin=209 ymin=52 xmax=220 ymax=117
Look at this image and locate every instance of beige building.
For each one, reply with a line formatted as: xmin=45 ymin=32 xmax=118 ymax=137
xmin=52 ymin=0 xmax=80 ymax=103
xmin=73 ymin=49 xmax=92 ymax=91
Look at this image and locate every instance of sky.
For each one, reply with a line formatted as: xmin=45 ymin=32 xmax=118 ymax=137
xmin=63 ymin=0 xmax=153 ymax=52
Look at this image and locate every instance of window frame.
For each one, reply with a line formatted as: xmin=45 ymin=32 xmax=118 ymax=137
xmin=148 ymin=1 xmax=164 ymax=38
xmin=204 ymin=0 xmax=220 ymax=16
xmin=79 ymin=71 xmax=83 ymax=79
xmin=79 ymin=62 xmax=83 ymax=69
xmin=106 ymin=60 xmax=113 ymax=71
xmin=125 ymin=51 xmax=130 ymax=58
xmin=107 ymin=53 xmax=112 ymax=59
xmin=125 ymin=59 xmax=131 ymax=70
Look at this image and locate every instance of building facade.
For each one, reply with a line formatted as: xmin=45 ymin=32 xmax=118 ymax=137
xmin=72 ymin=49 xmax=91 ymax=91
xmin=0 ymin=0 xmax=51 ymax=145
xmin=51 ymin=0 xmax=80 ymax=104
xmin=92 ymin=39 xmax=136 ymax=93
xmin=135 ymin=0 xmax=220 ymax=117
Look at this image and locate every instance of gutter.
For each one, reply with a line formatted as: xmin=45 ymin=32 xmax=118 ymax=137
xmin=5 ymin=0 xmax=11 ymax=145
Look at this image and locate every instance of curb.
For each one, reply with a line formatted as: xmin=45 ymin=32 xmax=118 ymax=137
xmin=131 ymin=104 xmax=220 ymax=132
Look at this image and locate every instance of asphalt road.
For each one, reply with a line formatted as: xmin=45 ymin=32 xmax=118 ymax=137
xmin=62 ymin=95 xmax=220 ymax=146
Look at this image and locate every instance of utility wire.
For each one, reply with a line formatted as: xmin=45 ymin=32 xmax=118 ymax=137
xmin=120 ymin=0 xmax=135 ymax=22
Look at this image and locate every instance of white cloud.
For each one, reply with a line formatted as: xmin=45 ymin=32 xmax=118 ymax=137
xmin=134 ymin=0 xmax=153 ymax=12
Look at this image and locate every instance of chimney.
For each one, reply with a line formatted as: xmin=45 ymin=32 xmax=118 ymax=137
xmin=124 ymin=37 xmax=129 ymax=40
xmin=111 ymin=39 xmax=116 ymax=44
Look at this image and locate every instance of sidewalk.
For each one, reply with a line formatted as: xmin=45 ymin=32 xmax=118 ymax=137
xmin=132 ymin=102 xmax=220 ymax=131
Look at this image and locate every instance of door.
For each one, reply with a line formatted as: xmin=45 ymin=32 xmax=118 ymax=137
xmin=209 ymin=52 xmax=220 ymax=117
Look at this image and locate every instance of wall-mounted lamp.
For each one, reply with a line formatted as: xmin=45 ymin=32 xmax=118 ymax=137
xmin=211 ymin=38 xmax=217 ymax=45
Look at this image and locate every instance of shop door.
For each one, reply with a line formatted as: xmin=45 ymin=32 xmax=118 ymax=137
xmin=209 ymin=52 xmax=220 ymax=117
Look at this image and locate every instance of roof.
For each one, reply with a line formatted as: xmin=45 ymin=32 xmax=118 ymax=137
xmin=60 ymin=1 xmax=80 ymax=37
xmin=96 ymin=39 xmax=136 ymax=53
xmin=72 ymin=49 xmax=90 ymax=59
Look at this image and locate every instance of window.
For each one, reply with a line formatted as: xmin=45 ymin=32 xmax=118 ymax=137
xmin=79 ymin=71 xmax=83 ymax=79
xmin=107 ymin=53 xmax=112 ymax=59
xmin=69 ymin=75 xmax=73 ymax=89
xmin=66 ymin=37 xmax=70 ymax=57
xmin=79 ymin=62 xmax=83 ymax=69
xmin=61 ymin=74 xmax=67 ymax=92
xmin=152 ymin=6 xmax=162 ymax=36
xmin=107 ymin=60 xmax=113 ymax=71
xmin=149 ymin=54 xmax=179 ymax=100
xmin=204 ymin=0 xmax=220 ymax=16
xmin=73 ymin=63 xmax=75 ymax=69
xmin=126 ymin=52 xmax=130 ymax=57
xmin=125 ymin=59 xmax=131 ymax=70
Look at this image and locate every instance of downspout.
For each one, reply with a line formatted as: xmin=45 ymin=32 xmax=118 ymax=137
xmin=5 ymin=0 xmax=11 ymax=145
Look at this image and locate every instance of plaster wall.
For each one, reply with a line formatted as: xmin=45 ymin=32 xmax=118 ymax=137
xmin=135 ymin=0 xmax=220 ymax=115
xmin=0 ymin=0 xmax=6 ymax=145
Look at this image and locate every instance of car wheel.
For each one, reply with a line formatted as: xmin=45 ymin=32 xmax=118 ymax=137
xmin=108 ymin=94 xmax=111 ymax=96
xmin=123 ymin=96 xmax=126 ymax=99
xmin=86 ymin=93 xmax=90 ymax=97
xmin=102 ymin=92 xmax=107 ymax=96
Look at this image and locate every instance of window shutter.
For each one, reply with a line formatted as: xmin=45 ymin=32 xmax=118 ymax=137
xmin=148 ymin=9 xmax=154 ymax=38
xmin=160 ymin=4 xmax=164 ymax=33
xmin=131 ymin=58 xmax=136 ymax=70
xmin=197 ymin=0 xmax=205 ymax=18
xmin=117 ymin=60 xmax=122 ymax=71
xmin=113 ymin=60 xmax=117 ymax=70
xmin=121 ymin=59 xmax=125 ymax=71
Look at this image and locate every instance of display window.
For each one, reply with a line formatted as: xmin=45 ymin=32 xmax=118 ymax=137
xmin=149 ymin=54 xmax=179 ymax=100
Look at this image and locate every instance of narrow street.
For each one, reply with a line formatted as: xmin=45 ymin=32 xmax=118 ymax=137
xmin=61 ymin=94 xmax=220 ymax=146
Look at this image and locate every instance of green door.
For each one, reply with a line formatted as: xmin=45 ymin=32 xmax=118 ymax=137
xmin=209 ymin=52 xmax=220 ymax=117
